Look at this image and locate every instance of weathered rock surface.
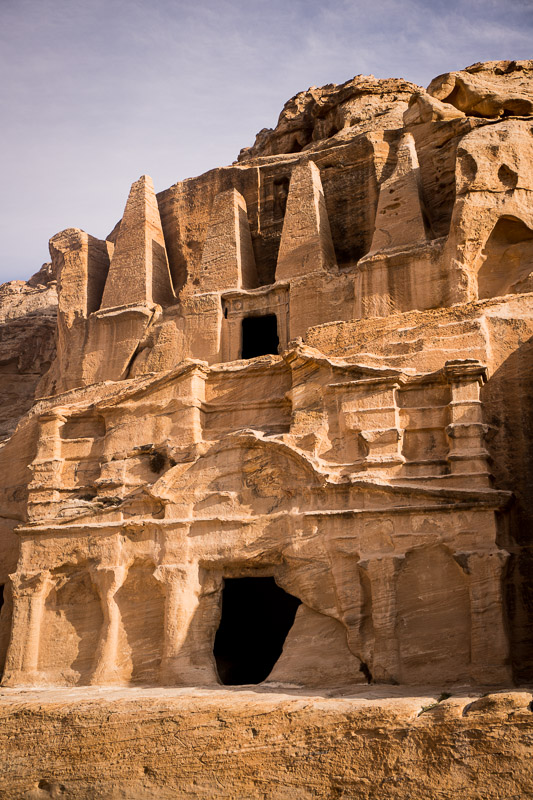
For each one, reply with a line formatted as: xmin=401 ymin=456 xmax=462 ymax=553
xmin=428 ymin=60 xmax=533 ymax=118
xmin=0 ymin=270 xmax=57 ymax=441
xmin=2 ymin=59 xmax=533 ymax=795
xmin=238 ymin=74 xmax=420 ymax=161
xmin=0 ymin=687 xmax=531 ymax=799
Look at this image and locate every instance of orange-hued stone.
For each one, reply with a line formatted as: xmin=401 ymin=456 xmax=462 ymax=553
xmin=1 ymin=59 xmax=533 ymax=798
xmin=101 ymin=174 xmax=174 ymax=309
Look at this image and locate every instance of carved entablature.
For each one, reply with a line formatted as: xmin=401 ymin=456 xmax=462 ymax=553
xmin=23 ymin=347 xmax=494 ymax=522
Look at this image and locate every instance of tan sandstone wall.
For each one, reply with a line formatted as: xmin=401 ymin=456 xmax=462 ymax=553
xmin=0 ymin=687 xmax=531 ymax=800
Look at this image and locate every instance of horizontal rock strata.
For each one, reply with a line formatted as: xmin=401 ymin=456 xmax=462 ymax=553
xmin=0 ymin=688 xmax=531 ymax=799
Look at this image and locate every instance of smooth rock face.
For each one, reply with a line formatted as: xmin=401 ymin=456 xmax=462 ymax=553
xmin=1 ymin=58 xmax=533 ymax=796
xmin=100 ymin=174 xmax=174 ymax=309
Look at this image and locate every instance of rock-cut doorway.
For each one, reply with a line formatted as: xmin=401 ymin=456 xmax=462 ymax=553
xmin=241 ymin=314 xmax=279 ymax=359
xmin=213 ymin=576 xmax=301 ymax=685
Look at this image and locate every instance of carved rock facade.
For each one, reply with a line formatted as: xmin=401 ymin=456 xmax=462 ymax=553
xmin=2 ymin=61 xmax=533 ymax=690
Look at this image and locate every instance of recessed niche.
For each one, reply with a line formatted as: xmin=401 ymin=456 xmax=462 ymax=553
xmin=213 ymin=576 xmax=301 ymax=685
xmin=478 ymin=215 xmax=533 ymax=299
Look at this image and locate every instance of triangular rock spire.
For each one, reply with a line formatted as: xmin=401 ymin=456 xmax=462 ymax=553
xmin=275 ymin=160 xmax=336 ymax=281
xmin=369 ymin=133 xmax=428 ymax=253
xmin=100 ymin=175 xmax=175 ymax=309
xmin=187 ymin=188 xmax=258 ymax=292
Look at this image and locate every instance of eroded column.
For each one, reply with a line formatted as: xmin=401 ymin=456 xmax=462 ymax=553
xmin=463 ymin=550 xmax=512 ymax=685
xmin=326 ymin=549 xmax=372 ymax=668
xmin=90 ymin=565 xmax=127 ymax=685
xmin=2 ymin=570 xmax=53 ymax=686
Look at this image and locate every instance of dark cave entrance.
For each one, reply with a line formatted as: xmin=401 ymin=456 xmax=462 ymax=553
xmin=213 ymin=577 xmax=301 ymax=685
xmin=241 ymin=314 xmax=279 ymax=359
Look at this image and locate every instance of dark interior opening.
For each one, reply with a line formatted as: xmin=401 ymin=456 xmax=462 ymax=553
xmin=273 ymin=176 xmax=290 ymax=219
xmin=288 ymin=137 xmax=304 ymax=153
xmin=241 ymin=314 xmax=279 ymax=359
xmin=0 ymin=584 xmax=3 ymax=613
xmin=213 ymin=576 xmax=301 ymax=685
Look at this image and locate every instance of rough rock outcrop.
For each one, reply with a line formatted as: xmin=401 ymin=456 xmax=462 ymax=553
xmin=428 ymin=60 xmax=533 ymax=118
xmin=0 ymin=687 xmax=532 ymax=799
xmin=0 ymin=269 xmax=57 ymax=441
xmin=1 ymin=59 xmax=533 ymax=797
xmin=238 ymin=74 xmax=420 ymax=160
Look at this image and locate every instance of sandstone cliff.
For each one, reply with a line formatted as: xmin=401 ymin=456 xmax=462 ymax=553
xmin=0 ymin=268 xmax=57 ymax=441
xmin=1 ymin=60 xmax=533 ymax=799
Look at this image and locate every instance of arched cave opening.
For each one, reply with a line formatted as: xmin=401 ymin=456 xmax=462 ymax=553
xmin=241 ymin=314 xmax=279 ymax=359
xmin=213 ymin=576 xmax=301 ymax=685
xmin=478 ymin=215 xmax=533 ymax=299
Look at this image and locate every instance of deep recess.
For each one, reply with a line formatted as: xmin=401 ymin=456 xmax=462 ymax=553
xmin=213 ymin=577 xmax=301 ymax=685
xmin=241 ymin=315 xmax=279 ymax=359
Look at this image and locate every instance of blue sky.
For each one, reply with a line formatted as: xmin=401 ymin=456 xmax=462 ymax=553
xmin=1 ymin=0 xmax=532 ymax=281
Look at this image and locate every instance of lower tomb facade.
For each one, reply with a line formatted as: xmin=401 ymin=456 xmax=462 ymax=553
xmin=0 ymin=348 xmax=513 ymax=689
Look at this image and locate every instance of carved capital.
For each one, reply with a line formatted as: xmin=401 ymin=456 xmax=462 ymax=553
xmin=9 ymin=570 xmax=53 ymax=599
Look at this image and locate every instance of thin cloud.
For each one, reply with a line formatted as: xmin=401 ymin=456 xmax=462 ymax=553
xmin=1 ymin=0 xmax=532 ymax=280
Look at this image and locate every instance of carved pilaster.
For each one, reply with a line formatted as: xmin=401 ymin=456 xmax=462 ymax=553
xmin=360 ymin=556 xmax=403 ymax=682
xmin=27 ymin=410 xmax=69 ymax=520
xmin=90 ymin=565 xmax=127 ymax=685
xmin=344 ymin=378 xmax=405 ymax=468
xmin=2 ymin=571 xmax=54 ymax=685
xmin=445 ymin=361 xmax=492 ymax=487
xmin=154 ymin=563 xmax=220 ymax=686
